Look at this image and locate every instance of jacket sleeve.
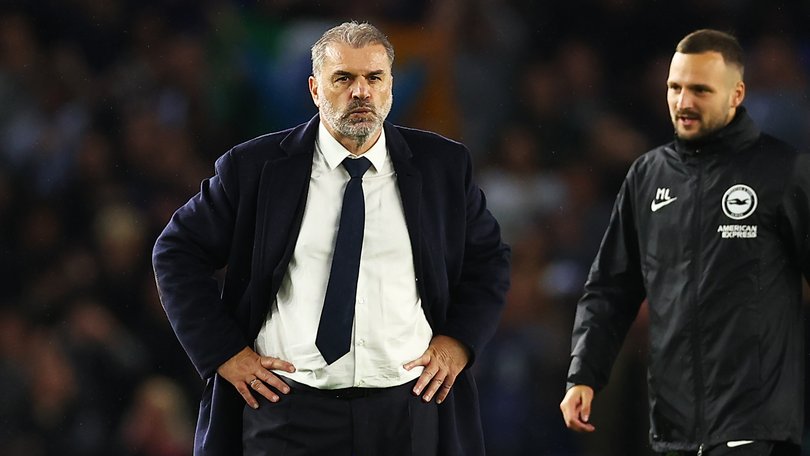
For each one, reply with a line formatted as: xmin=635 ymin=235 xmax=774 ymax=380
xmin=152 ymin=151 xmax=249 ymax=380
xmin=566 ymin=170 xmax=647 ymax=392
xmin=440 ymin=146 xmax=511 ymax=366
xmin=781 ymin=151 xmax=810 ymax=282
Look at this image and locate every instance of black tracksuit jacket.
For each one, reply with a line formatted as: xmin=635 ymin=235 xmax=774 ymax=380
xmin=567 ymin=108 xmax=810 ymax=452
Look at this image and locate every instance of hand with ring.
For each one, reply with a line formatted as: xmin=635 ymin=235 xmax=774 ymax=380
xmin=216 ymin=347 xmax=296 ymax=409
xmin=403 ymin=334 xmax=470 ymax=404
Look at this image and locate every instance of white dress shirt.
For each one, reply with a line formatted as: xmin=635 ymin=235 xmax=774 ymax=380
xmin=254 ymin=122 xmax=432 ymax=389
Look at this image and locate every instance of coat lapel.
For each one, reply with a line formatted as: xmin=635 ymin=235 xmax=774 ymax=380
xmin=249 ymin=116 xmax=318 ymax=337
xmin=385 ymin=123 xmax=428 ymax=317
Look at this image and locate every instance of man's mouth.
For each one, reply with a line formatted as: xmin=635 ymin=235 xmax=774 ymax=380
xmin=677 ymin=112 xmax=700 ymax=127
xmin=345 ymin=107 xmax=375 ymax=121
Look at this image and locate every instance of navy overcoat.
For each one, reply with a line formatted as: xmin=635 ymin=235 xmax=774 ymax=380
xmin=153 ymin=116 xmax=511 ymax=455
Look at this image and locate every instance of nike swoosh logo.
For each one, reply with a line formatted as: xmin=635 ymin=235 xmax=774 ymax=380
xmin=650 ymin=197 xmax=678 ymax=212
xmin=727 ymin=440 xmax=755 ymax=448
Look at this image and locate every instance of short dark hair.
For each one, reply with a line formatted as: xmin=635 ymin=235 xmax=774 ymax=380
xmin=676 ymin=29 xmax=744 ymax=76
xmin=311 ymin=21 xmax=395 ymax=78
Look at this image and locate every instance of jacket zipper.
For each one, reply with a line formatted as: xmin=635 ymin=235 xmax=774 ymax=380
xmin=690 ymin=154 xmax=706 ymax=446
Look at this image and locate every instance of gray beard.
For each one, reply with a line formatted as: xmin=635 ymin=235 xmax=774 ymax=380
xmin=321 ymin=99 xmax=391 ymax=149
xmin=337 ymin=121 xmax=375 ymax=148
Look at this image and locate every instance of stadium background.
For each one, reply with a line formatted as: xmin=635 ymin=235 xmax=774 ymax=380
xmin=1 ymin=1 xmax=809 ymax=455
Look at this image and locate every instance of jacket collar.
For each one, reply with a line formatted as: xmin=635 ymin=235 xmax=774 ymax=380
xmin=383 ymin=121 xmax=414 ymax=163
xmin=674 ymin=106 xmax=761 ymax=157
xmin=279 ymin=115 xmax=320 ymax=157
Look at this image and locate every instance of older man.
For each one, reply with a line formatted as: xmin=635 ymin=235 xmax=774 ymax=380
xmin=153 ymin=21 xmax=510 ymax=456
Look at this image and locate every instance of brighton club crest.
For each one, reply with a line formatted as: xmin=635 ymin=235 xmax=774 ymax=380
xmin=722 ymin=184 xmax=758 ymax=220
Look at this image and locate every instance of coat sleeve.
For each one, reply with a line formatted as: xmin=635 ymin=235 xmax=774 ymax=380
xmin=566 ymin=169 xmax=647 ymax=392
xmin=152 ymin=151 xmax=249 ymax=380
xmin=781 ymin=151 xmax=810 ymax=282
xmin=439 ymin=146 xmax=511 ymax=366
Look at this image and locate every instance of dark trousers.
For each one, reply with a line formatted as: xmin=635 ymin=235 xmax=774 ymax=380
xmin=661 ymin=441 xmax=800 ymax=456
xmin=242 ymin=378 xmax=438 ymax=456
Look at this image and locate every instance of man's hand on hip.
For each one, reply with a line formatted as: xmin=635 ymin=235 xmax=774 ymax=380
xmin=217 ymin=346 xmax=296 ymax=409
xmin=404 ymin=335 xmax=470 ymax=404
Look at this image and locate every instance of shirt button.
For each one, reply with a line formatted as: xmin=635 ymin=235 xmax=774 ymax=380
xmin=357 ymin=339 xmax=365 ymax=346
xmin=358 ymin=297 xmax=366 ymax=304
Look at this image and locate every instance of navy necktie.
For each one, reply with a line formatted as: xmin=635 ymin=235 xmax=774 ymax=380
xmin=316 ymin=156 xmax=372 ymax=364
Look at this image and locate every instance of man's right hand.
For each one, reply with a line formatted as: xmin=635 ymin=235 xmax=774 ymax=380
xmin=216 ymin=347 xmax=296 ymax=409
xmin=560 ymin=384 xmax=596 ymax=432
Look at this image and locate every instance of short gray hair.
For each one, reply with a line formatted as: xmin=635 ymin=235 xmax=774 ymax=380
xmin=311 ymin=21 xmax=395 ymax=77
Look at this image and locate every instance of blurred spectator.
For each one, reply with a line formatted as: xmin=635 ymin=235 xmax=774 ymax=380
xmin=516 ymin=58 xmax=581 ymax=167
xmin=582 ymin=111 xmax=650 ymax=193
xmin=744 ymin=33 xmax=810 ymax=150
xmin=451 ymin=0 xmax=528 ymax=156
xmin=478 ymin=123 xmax=566 ymax=243
xmin=556 ymin=39 xmax=609 ymax=132
xmin=0 ymin=307 xmax=33 ymax=455
xmin=117 ymin=376 xmax=194 ymax=456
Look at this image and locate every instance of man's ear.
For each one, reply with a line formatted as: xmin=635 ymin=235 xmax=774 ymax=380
xmin=308 ymin=75 xmax=320 ymax=108
xmin=731 ymin=80 xmax=745 ymax=108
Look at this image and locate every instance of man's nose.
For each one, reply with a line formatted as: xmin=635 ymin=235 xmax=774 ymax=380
xmin=351 ymin=78 xmax=371 ymax=99
xmin=677 ymin=91 xmax=694 ymax=109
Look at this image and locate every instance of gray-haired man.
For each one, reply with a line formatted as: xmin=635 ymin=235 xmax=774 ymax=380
xmin=153 ymin=21 xmax=510 ymax=455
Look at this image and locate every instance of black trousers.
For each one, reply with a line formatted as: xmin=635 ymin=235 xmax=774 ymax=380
xmin=242 ymin=378 xmax=438 ymax=456
xmin=661 ymin=441 xmax=800 ymax=456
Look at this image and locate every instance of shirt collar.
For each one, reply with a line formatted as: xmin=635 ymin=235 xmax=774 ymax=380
xmin=317 ymin=121 xmax=387 ymax=172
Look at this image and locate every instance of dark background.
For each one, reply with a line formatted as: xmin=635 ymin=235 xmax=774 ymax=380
xmin=1 ymin=1 xmax=809 ymax=455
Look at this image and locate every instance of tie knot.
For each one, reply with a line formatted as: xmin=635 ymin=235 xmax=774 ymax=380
xmin=342 ymin=157 xmax=372 ymax=178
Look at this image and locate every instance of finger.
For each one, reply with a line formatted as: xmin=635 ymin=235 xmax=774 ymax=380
xmin=571 ymin=415 xmax=596 ymax=432
xmin=403 ymin=353 xmax=430 ymax=371
xmin=412 ymin=368 xmax=439 ymax=396
xmin=435 ymin=379 xmax=454 ymax=404
xmin=579 ymin=391 xmax=592 ymax=424
xmin=237 ymin=380 xmax=259 ymax=409
xmin=421 ymin=375 xmax=448 ymax=403
xmin=248 ymin=377 xmax=281 ymax=403
xmin=413 ymin=367 xmax=439 ymax=396
xmin=255 ymin=371 xmax=291 ymax=395
xmin=566 ymin=416 xmax=596 ymax=432
xmin=260 ymin=356 xmax=296 ymax=373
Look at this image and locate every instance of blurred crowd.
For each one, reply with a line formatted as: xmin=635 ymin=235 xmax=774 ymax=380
xmin=1 ymin=1 xmax=809 ymax=455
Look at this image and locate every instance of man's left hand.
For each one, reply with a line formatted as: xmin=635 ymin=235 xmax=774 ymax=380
xmin=404 ymin=335 xmax=470 ymax=404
